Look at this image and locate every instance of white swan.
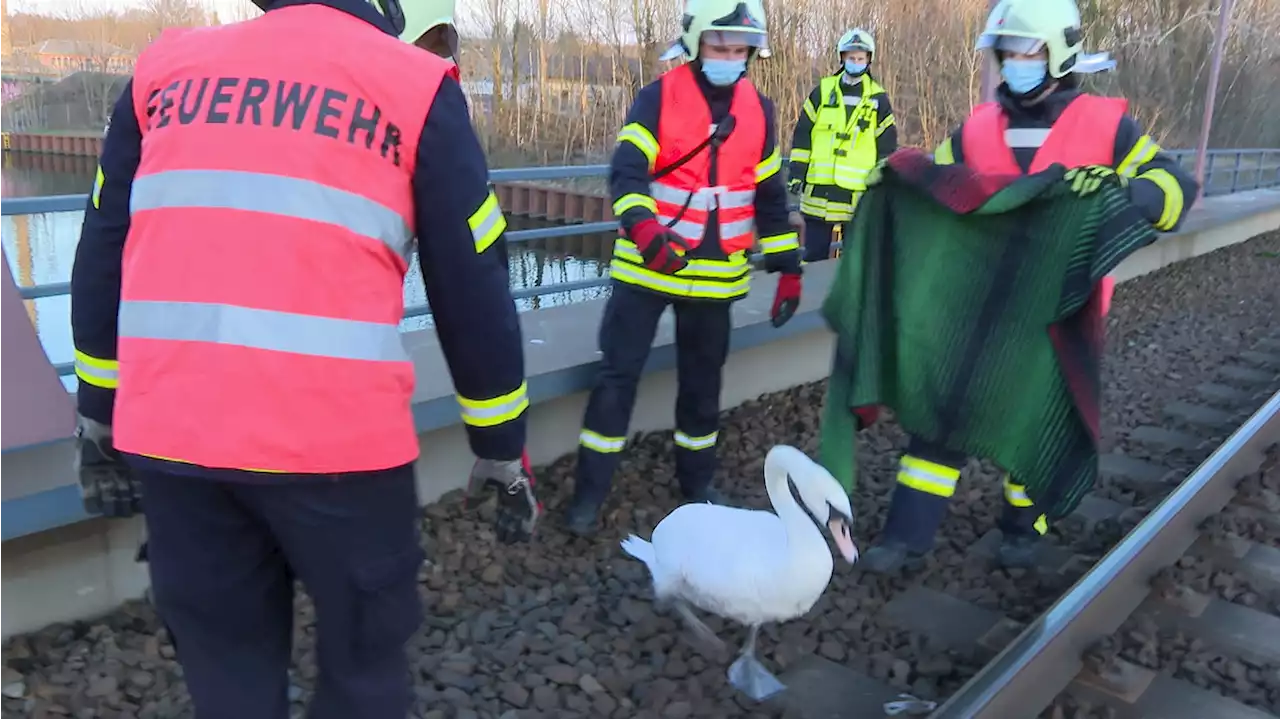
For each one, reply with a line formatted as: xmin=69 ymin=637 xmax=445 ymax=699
xmin=620 ymin=444 xmax=858 ymax=701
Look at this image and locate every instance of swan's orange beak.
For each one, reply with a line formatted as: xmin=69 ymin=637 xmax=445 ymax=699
xmin=828 ymin=517 xmax=859 ymax=564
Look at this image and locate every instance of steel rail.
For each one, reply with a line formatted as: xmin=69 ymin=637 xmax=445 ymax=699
xmin=931 ymin=389 xmax=1280 ymax=719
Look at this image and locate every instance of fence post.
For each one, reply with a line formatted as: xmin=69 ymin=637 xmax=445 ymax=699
xmin=1193 ymin=0 xmax=1235 ymax=202
xmin=978 ymin=0 xmax=999 ymax=104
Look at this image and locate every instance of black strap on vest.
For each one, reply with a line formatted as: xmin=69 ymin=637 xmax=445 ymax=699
xmin=651 ymin=114 xmax=738 ymax=228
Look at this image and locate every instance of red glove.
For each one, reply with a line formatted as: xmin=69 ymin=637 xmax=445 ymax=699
xmin=853 ymin=406 xmax=881 ymax=430
xmin=629 ymin=218 xmax=689 ymax=274
xmin=771 ymin=272 xmax=802 ymax=328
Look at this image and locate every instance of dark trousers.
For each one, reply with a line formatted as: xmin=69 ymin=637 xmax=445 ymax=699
xmin=574 ymin=281 xmax=733 ymax=505
xmin=139 ymin=464 xmax=424 ymax=719
xmin=881 ymin=436 xmax=1044 ymax=552
xmin=802 ymin=215 xmax=839 ymax=262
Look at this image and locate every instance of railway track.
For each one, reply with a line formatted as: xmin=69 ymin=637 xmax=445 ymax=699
xmin=778 ymin=334 xmax=1280 ymax=719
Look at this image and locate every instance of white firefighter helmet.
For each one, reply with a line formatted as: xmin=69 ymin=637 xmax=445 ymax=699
xmin=837 ymin=28 xmax=875 ymax=59
xmin=659 ymin=0 xmax=770 ymax=63
xmin=401 ymin=0 xmax=459 ymax=59
xmin=975 ymin=0 xmax=1084 ymax=78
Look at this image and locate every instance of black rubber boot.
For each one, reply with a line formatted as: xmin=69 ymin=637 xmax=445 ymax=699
xmin=563 ymin=498 xmax=602 ymax=538
xmin=859 ymin=540 xmax=926 ymax=574
xmin=997 ymin=533 xmax=1040 ymax=568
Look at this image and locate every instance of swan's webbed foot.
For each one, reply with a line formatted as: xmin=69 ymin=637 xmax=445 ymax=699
xmin=727 ymin=624 xmax=785 ymax=701
xmin=728 ymin=651 xmax=785 ymax=701
xmin=672 ymin=600 xmax=727 ymax=655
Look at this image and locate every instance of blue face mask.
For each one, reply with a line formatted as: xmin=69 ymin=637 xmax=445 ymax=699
xmin=1001 ymin=58 xmax=1048 ymax=95
xmin=701 ymin=58 xmax=746 ymax=87
xmin=843 ymin=60 xmax=868 ymax=77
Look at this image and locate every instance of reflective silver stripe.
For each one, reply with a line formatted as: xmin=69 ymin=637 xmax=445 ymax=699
xmin=674 ymin=431 xmax=718 ymax=450
xmin=649 ymin=184 xmax=756 ymax=211
xmin=721 ymin=218 xmax=755 ymax=238
xmin=720 ymin=189 xmax=755 ymax=208
xmin=900 ymin=465 xmax=958 ymax=491
xmin=131 ymin=169 xmax=414 ymax=261
xmin=1004 ymin=128 xmax=1050 ymax=149
xmin=580 ymin=430 xmax=626 ymax=453
xmin=651 ymin=183 xmax=698 ymax=207
xmin=119 ymin=300 xmax=409 ymax=363
xmin=74 ymin=358 xmax=118 ymax=385
xmin=657 ymin=215 xmax=705 ymax=241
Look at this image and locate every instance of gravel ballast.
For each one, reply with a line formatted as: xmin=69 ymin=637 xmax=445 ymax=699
xmin=3 ymin=231 xmax=1278 ymax=719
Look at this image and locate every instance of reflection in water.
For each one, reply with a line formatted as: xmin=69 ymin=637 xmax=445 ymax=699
xmin=2 ymin=154 xmax=617 ymax=389
xmin=1 ymin=152 xmax=100 ymax=198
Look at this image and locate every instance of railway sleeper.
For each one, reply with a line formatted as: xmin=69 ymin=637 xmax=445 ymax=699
xmin=1188 ymin=534 xmax=1280 ymax=595
xmin=1125 ymin=425 xmax=1215 ymax=455
xmin=1194 ymin=382 xmax=1260 ymax=408
xmin=773 ymin=655 xmax=907 ymax=718
xmin=1236 ymin=350 xmax=1280 ymax=370
xmin=1065 ymin=660 xmax=1276 ymax=719
xmin=1217 ymin=364 xmax=1280 ymax=389
xmin=1162 ymin=400 xmax=1240 ymax=432
xmin=1101 ymin=453 xmax=1178 ymax=488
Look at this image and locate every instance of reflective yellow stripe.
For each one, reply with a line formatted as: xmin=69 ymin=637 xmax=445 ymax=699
xmin=1033 ymin=515 xmax=1048 ymax=535
xmin=91 ymin=165 xmax=105 ymax=210
xmin=580 ymin=429 xmax=626 ymax=453
xmin=896 ymin=454 xmax=962 ymax=498
xmin=755 ymin=148 xmax=782 ymax=183
xmin=803 ymin=98 xmax=817 ymax=122
xmin=613 ymin=193 xmax=657 ymax=216
xmin=674 ymin=431 xmax=717 ymax=450
xmin=1139 ymin=167 xmax=1185 ymax=231
xmin=614 ymin=239 xmax=749 ymax=278
xmin=758 ymin=232 xmax=799 ymax=254
xmin=1116 ymin=135 xmax=1158 ymax=177
xmin=790 ymin=148 xmax=811 ymax=163
xmin=457 ymin=382 xmax=529 ymax=428
xmin=933 ymin=138 xmax=955 ymax=166
xmin=875 ymin=114 xmax=895 ymax=136
xmin=799 ymin=194 xmax=856 ymax=222
xmin=617 ymin=123 xmax=659 ymax=171
xmin=1002 ymin=476 xmax=1034 ymax=508
xmin=610 ymin=258 xmax=750 ymax=299
xmin=467 ymin=190 xmax=507 ymax=254
xmin=74 ymin=349 xmax=119 ymax=389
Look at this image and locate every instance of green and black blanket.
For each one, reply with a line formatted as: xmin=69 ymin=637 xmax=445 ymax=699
xmin=818 ymin=148 xmax=1159 ymax=522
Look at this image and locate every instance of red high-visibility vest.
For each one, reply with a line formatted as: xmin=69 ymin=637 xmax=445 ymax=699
xmin=113 ymin=5 xmax=459 ymax=474
xmin=961 ymin=94 xmax=1127 ymax=315
xmin=652 ymin=63 xmax=765 ymax=255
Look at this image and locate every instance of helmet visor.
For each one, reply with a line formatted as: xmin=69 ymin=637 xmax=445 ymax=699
xmin=976 ymin=33 xmax=1045 ymax=55
xmin=838 ymin=37 xmax=872 ymax=53
xmin=413 ymin=22 xmax=460 ymax=58
xmin=701 ymin=29 xmax=768 ymax=49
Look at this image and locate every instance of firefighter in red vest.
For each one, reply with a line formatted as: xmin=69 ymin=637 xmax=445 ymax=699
xmin=860 ymin=0 xmax=1199 ymax=574
xmin=562 ymin=0 xmax=803 ymax=536
xmin=68 ymin=0 xmax=539 ymax=714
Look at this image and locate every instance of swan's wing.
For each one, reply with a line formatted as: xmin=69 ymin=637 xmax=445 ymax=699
xmin=650 ymin=504 xmax=791 ymax=620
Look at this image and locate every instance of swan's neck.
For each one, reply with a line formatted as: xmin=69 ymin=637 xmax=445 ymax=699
xmin=764 ymin=456 xmax=828 ymax=562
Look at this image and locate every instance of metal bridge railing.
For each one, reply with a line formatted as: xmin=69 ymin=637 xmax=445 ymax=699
xmin=3 ymin=149 xmax=1278 ymax=379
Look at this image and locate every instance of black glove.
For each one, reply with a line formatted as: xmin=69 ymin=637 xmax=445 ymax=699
xmin=466 ymin=450 xmax=542 ymax=543
xmin=787 ymin=177 xmax=804 ymax=195
xmin=75 ymin=415 xmax=142 ymax=518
